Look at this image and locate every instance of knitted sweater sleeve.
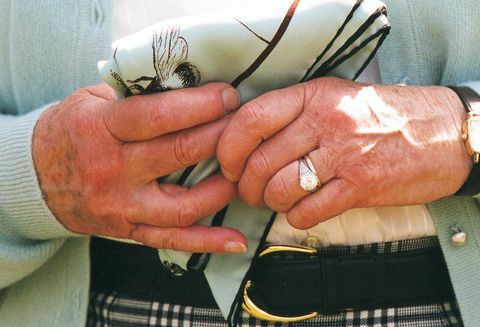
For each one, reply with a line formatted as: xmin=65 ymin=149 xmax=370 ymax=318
xmin=0 ymin=105 xmax=77 ymax=290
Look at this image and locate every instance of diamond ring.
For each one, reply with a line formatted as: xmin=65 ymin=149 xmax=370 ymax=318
xmin=299 ymin=156 xmax=321 ymax=192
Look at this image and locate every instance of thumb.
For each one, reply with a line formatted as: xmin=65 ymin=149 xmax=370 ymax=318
xmin=102 ymin=82 xmax=240 ymax=142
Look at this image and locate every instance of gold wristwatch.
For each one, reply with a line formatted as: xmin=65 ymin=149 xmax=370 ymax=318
xmin=462 ymin=111 xmax=480 ymax=163
xmin=448 ymin=86 xmax=480 ymax=163
xmin=448 ymin=86 xmax=480 ymax=195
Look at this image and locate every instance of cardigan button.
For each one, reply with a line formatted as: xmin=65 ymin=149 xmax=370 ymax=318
xmin=450 ymin=226 xmax=467 ymax=246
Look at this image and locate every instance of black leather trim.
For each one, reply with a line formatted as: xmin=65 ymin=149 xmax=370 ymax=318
xmin=246 ymin=245 xmax=454 ymax=316
xmin=90 ymin=237 xmax=218 ymax=308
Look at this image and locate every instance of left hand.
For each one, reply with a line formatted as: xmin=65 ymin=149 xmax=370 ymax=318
xmin=218 ymin=77 xmax=472 ymax=229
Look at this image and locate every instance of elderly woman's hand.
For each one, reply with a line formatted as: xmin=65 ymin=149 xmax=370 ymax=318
xmin=33 ymin=83 xmax=247 ymax=253
xmin=218 ymin=77 xmax=472 ymax=229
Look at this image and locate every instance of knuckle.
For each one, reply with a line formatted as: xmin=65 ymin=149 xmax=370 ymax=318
xmin=300 ymin=81 xmax=343 ymax=131
xmin=146 ymin=99 xmax=166 ymax=124
xmin=121 ymin=197 xmax=138 ymax=224
xmin=293 ymin=118 xmax=320 ymax=144
xmin=238 ymin=99 xmax=268 ymax=129
xmin=354 ymin=167 xmax=375 ymax=185
xmin=202 ymin=88 xmax=224 ymax=113
xmin=288 ymin=199 xmax=325 ymax=230
xmin=75 ymin=84 xmax=114 ymax=101
xmin=246 ymin=148 xmax=272 ymax=178
xmin=101 ymin=101 xmax=121 ymax=137
xmin=305 ymin=198 xmax=323 ymax=217
xmin=299 ymin=202 xmax=320 ymax=224
xmin=309 ymin=147 xmax=338 ymax=179
xmin=346 ymin=164 xmax=380 ymax=191
xmin=238 ymin=184 xmax=262 ymax=207
xmin=145 ymin=100 xmax=169 ymax=133
xmin=176 ymin=200 xmax=200 ymax=226
xmin=129 ymin=225 xmax=146 ymax=243
xmin=320 ymin=147 xmax=338 ymax=171
xmin=292 ymin=83 xmax=309 ymax=109
xmin=265 ymin=175 xmax=293 ymax=208
xmin=68 ymin=88 xmax=94 ymax=106
xmin=339 ymin=176 xmax=365 ymax=206
xmin=289 ymin=200 xmax=324 ymax=230
xmin=286 ymin=210 xmax=311 ymax=230
xmin=173 ymin=133 xmax=198 ymax=167
xmin=159 ymin=231 xmax=182 ymax=250
xmin=197 ymin=238 xmax=210 ymax=253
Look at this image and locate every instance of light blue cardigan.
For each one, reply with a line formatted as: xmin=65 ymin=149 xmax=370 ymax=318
xmin=0 ymin=1 xmax=479 ymax=326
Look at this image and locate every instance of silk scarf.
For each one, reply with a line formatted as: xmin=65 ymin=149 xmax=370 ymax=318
xmin=98 ymin=0 xmax=390 ymax=324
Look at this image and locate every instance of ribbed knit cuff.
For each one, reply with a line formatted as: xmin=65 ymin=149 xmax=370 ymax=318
xmin=0 ymin=104 xmax=78 ymax=239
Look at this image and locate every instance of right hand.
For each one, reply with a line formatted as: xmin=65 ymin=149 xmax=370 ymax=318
xmin=32 ymin=83 xmax=247 ymax=253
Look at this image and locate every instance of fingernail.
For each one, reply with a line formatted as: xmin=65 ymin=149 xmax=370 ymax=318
xmin=224 ymin=241 xmax=247 ymax=253
xmin=222 ymin=88 xmax=240 ymax=113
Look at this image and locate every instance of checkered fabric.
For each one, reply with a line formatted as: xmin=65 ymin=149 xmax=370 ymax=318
xmin=87 ymin=293 xmax=460 ymax=327
xmin=87 ymin=237 xmax=463 ymax=327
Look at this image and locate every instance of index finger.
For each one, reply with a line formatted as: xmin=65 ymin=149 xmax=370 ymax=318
xmin=102 ymin=83 xmax=240 ymax=142
xmin=217 ymin=84 xmax=306 ymax=182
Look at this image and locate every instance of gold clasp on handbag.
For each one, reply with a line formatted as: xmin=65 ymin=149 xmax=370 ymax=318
xmin=242 ymin=245 xmax=319 ymax=323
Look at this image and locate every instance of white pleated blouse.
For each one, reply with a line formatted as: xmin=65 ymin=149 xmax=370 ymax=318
xmin=114 ymin=0 xmax=437 ymax=246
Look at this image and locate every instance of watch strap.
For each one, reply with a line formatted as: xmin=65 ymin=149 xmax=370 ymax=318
xmin=448 ymin=86 xmax=480 ymax=113
xmin=447 ymin=86 xmax=480 ymax=196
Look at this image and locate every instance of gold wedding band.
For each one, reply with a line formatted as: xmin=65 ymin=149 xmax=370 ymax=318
xmin=299 ymin=156 xmax=321 ymax=192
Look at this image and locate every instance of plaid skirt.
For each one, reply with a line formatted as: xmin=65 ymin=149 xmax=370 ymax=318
xmin=87 ymin=237 xmax=463 ymax=327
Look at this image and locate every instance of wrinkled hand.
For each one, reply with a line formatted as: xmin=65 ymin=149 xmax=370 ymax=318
xmin=33 ymin=83 xmax=248 ymax=253
xmin=218 ymin=77 xmax=471 ymax=229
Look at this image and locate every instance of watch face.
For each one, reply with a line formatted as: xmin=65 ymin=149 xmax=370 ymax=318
xmin=468 ymin=116 xmax=480 ymax=154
